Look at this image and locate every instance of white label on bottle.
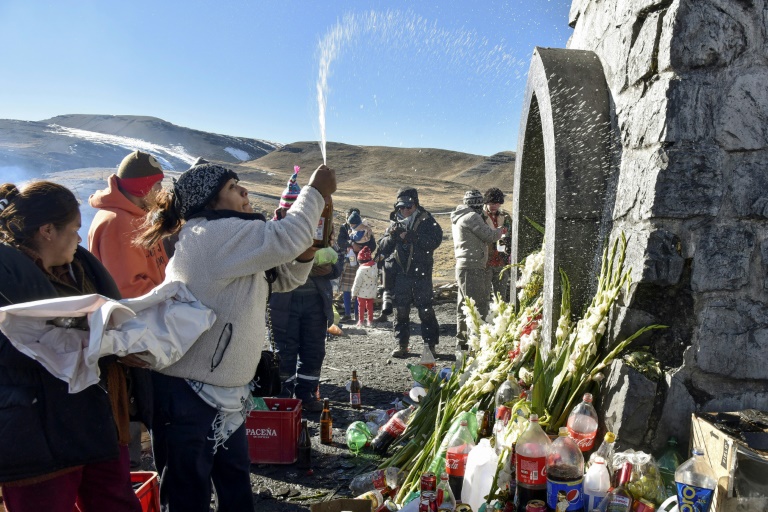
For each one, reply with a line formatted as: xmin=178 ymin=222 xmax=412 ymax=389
xmin=314 ymin=218 xmax=325 ymax=241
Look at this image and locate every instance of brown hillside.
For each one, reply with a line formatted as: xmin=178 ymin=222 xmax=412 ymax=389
xmin=225 ymin=141 xmax=516 ymax=284
xmin=231 ymin=141 xmax=515 ymax=221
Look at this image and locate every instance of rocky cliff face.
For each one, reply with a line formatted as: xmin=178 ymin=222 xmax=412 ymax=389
xmin=567 ymin=0 xmax=768 ymax=448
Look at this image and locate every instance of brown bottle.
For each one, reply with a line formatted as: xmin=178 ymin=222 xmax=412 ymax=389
xmin=297 ymin=419 xmax=311 ymax=469
xmin=313 ymin=196 xmax=334 ymax=248
xmin=350 ymin=370 xmax=361 ymax=409
xmin=604 ymin=462 xmax=634 ymax=511
xmin=320 ymin=398 xmax=333 ymax=445
xmin=478 ymin=408 xmax=493 ymax=438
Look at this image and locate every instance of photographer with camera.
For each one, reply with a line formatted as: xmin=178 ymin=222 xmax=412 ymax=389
xmin=378 ymin=188 xmax=443 ymax=358
xmin=483 ymin=188 xmax=513 ymax=302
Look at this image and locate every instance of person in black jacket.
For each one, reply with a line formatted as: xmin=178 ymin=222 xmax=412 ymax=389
xmin=0 ymin=181 xmax=147 ymax=512
xmin=269 ymin=248 xmax=343 ymax=412
xmin=377 ymin=188 xmax=443 ymax=358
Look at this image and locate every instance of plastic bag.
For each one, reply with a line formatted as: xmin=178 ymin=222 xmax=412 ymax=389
xmin=611 ymin=450 xmax=667 ymax=505
xmin=314 ymin=247 xmax=339 ymax=265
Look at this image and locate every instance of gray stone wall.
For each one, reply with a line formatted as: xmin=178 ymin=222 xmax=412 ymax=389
xmin=567 ymin=0 xmax=768 ymax=449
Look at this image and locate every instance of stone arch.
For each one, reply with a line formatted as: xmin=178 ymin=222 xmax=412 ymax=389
xmin=511 ymin=47 xmax=614 ymax=350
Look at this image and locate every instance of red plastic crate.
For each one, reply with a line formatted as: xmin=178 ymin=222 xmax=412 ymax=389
xmin=246 ymin=398 xmax=302 ymax=464
xmin=131 ymin=471 xmax=160 ymax=512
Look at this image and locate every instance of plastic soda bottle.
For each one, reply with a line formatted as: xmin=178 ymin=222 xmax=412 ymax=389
xmin=349 ymin=467 xmax=403 ymax=495
xmin=546 ymin=427 xmax=584 ymax=511
xmin=437 ymin=472 xmax=457 ymax=511
xmin=420 ymin=343 xmax=436 ymax=371
xmin=675 ymin=448 xmax=716 ymax=512
xmin=657 ymin=437 xmax=682 ymax=499
xmin=515 ymin=414 xmax=551 ymax=512
xmin=371 ymin=405 xmax=415 ymax=455
xmin=445 ymin=419 xmax=476 ymax=500
xmin=495 ymin=371 xmax=521 ymax=412
xmin=346 ymin=421 xmax=373 ymax=453
xmin=427 ymin=411 xmax=479 ymax=475
xmin=587 ymin=431 xmax=616 ymax=474
xmin=583 ymin=455 xmax=610 ymax=511
xmin=566 ymin=393 xmax=599 ymax=452
xmin=408 ymin=363 xmax=437 ymax=386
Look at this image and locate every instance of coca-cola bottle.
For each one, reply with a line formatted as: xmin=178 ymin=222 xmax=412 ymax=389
xmin=349 ymin=467 xmax=403 ymax=495
xmin=371 ymin=405 xmax=415 ymax=455
xmin=445 ymin=419 xmax=476 ymax=500
xmin=566 ymin=393 xmax=599 ymax=452
xmin=546 ymin=427 xmax=584 ymax=512
xmin=515 ymin=414 xmax=551 ymax=512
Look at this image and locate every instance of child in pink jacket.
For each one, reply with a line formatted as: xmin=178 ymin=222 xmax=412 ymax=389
xmin=351 ymin=246 xmax=378 ymax=327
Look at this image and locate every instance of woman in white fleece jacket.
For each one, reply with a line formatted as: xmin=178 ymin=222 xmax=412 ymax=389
xmin=137 ymin=161 xmax=336 ymax=512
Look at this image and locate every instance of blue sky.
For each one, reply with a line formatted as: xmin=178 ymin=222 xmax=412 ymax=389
xmin=0 ymin=1 xmax=572 ymax=156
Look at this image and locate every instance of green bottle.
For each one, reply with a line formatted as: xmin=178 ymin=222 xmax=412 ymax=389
xmin=346 ymin=421 xmax=372 ymax=454
xmin=657 ymin=437 xmax=682 ymax=498
xmin=407 ymin=363 xmax=436 ymax=386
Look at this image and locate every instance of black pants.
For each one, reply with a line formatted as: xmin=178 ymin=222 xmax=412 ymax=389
xmin=272 ymin=293 xmax=328 ymax=402
xmin=392 ymin=273 xmax=439 ymax=348
xmin=151 ymin=373 xmax=253 ymax=512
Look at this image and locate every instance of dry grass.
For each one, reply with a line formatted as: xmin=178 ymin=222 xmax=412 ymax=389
xmin=228 ymin=140 xmax=513 ymax=284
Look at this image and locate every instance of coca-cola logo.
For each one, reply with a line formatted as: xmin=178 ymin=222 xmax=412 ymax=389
xmin=446 ymin=459 xmax=460 ymax=469
xmin=247 ymin=427 xmax=277 ymax=438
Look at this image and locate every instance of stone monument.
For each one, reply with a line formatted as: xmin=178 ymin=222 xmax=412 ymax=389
xmin=511 ymin=0 xmax=768 ymax=449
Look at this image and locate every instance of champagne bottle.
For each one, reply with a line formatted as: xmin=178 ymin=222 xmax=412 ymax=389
xmin=313 ymin=196 xmax=334 ymax=248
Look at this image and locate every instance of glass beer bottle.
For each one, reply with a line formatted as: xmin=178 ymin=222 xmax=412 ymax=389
xmin=320 ymin=398 xmax=333 ymax=445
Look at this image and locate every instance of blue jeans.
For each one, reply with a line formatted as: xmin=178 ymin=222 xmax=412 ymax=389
xmin=151 ymin=373 xmax=252 ymax=512
xmin=273 ymin=293 xmax=328 ymax=401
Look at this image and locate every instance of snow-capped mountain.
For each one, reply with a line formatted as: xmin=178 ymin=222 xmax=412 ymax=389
xmin=0 ymin=114 xmax=280 ymax=181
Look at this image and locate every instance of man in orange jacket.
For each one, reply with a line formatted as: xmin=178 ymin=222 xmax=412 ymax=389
xmin=88 ymin=150 xmax=168 ymax=468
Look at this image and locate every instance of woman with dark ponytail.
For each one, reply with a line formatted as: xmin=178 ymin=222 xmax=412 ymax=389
xmin=138 ymin=161 xmax=336 ymax=511
xmin=0 ymin=181 xmax=142 ymax=512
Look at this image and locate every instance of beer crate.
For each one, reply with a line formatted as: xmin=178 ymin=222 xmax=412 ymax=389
xmin=131 ymin=471 xmax=160 ymax=512
xmin=246 ymin=398 xmax=302 ymax=464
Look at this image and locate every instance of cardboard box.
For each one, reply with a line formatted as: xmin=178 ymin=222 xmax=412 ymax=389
xmin=246 ymin=397 xmax=302 ymax=464
xmin=691 ymin=411 xmax=768 ymax=512
xmin=310 ymin=499 xmax=372 ymax=512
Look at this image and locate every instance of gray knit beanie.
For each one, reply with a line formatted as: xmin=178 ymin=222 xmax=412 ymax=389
xmin=463 ymin=189 xmax=484 ymax=209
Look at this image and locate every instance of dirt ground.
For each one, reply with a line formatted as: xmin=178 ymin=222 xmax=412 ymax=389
xmin=137 ymin=297 xmax=459 ymax=511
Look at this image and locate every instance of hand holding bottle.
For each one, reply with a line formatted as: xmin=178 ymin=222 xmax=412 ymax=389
xmin=307 ymin=164 xmax=336 ymax=197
